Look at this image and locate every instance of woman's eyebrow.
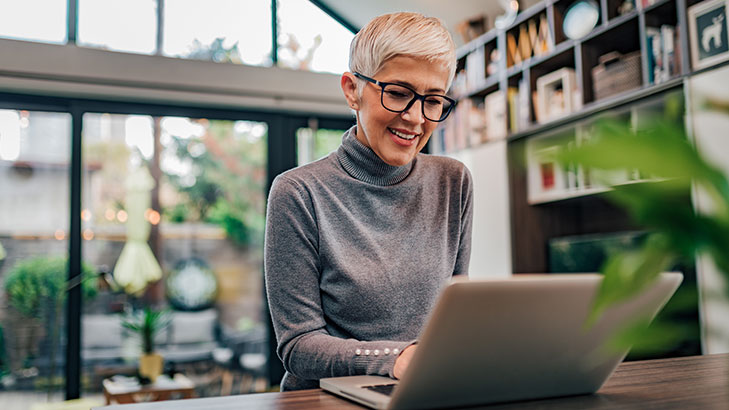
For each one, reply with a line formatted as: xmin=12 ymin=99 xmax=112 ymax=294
xmin=391 ymin=80 xmax=445 ymax=94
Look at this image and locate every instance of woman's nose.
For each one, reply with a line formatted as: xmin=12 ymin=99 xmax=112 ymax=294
xmin=400 ymin=98 xmax=426 ymax=124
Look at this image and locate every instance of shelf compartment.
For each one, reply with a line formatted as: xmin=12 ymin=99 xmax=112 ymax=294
xmin=453 ymin=39 xmax=500 ymax=100
xmin=580 ymin=15 xmax=642 ymax=104
xmin=644 ymin=0 xmax=678 ymax=26
xmin=607 ymin=0 xmax=638 ymax=21
xmin=505 ymin=9 xmax=553 ymax=69
xmin=507 ymin=76 xmax=683 ymax=142
xmin=644 ymin=0 xmax=681 ymax=84
xmin=525 ymin=88 xmax=683 ymax=205
xmin=553 ymin=0 xmax=604 ymax=45
xmin=530 ymin=47 xmax=578 ymax=124
xmin=640 ymin=0 xmax=673 ymax=14
xmin=526 ymin=127 xmax=578 ymax=205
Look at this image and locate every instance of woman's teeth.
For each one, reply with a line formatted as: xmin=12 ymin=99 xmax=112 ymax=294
xmin=389 ymin=128 xmax=417 ymax=140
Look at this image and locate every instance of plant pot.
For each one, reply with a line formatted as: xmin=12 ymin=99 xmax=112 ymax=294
xmin=2 ymin=305 xmax=45 ymax=374
xmin=139 ymin=353 xmax=163 ymax=383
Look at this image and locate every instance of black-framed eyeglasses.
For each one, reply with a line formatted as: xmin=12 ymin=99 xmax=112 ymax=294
xmin=354 ymin=72 xmax=456 ymax=122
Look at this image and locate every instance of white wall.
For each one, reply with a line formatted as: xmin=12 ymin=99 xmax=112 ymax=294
xmin=449 ymin=140 xmax=512 ymax=278
xmin=687 ymin=66 xmax=729 ymax=354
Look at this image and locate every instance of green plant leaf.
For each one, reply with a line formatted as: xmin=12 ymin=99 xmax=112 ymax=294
xmin=605 ymin=316 xmax=692 ymax=357
xmin=4 ymin=256 xmax=97 ymax=318
xmin=121 ymin=307 xmax=171 ymax=354
xmin=587 ymin=234 xmax=676 ymax=326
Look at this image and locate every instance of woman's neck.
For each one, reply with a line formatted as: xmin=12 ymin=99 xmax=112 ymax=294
xmin=336 ymin=126 xmax=414 ymax=186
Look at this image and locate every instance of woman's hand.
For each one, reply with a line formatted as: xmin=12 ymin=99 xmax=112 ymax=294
xmin=393 ymin=344 xmax=417 ymax=379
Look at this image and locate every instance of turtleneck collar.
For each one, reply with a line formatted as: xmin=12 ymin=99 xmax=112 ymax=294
xmin=336 ymin=126 xmax=414 ymax=186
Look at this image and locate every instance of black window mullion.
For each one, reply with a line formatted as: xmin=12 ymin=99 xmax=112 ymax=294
xmin=65 ymin=103 xmax=83 ymax=400
xmin=156 ymin=0 xmax=164 ymax=55
xmin=308 ymin=0 xmax=359 ymax=34
xmin=67 ymin=0 xmax=78 ymax=44
xmin=272 ymin=0 xmax=278 ymax=65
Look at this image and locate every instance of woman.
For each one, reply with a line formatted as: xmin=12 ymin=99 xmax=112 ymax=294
xmin=265 ymin=12 xmax=473 ymax=391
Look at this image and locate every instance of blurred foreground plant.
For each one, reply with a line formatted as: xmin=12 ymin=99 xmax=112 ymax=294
xmin=558 ymin=118 xmax=729 ymax=327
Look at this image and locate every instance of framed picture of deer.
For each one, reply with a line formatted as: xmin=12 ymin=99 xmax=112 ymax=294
xmin=688 ymin=0 xmax=729 ymax=70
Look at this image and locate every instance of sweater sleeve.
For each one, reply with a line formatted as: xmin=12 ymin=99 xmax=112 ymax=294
xmin=453 ymin=166 xmax=474 ymax=276
xmin=264 ymin=175 xmax=414 ymax=383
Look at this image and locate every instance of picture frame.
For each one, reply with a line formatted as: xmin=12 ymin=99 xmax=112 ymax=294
xmin=536 ymin=67 xmax=578 ymax=123
xmin=688 ymin=0 xmax=729 ymax=70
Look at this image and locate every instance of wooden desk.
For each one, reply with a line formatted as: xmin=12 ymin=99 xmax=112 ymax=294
xmin=96 ymin=353 xmax=729 ymax=409
xmin=102 ymin=374 xmax=195 ymax=404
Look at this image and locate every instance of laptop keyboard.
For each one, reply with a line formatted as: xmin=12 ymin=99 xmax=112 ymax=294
xmin=363 ymin=383 xmax=397 ymax=396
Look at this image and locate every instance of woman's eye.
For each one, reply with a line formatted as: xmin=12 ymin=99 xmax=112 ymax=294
xmin=425 ymin=98 xmax=443 ymax=106
xmin=386 ymin=90 xmax=410 ymax=99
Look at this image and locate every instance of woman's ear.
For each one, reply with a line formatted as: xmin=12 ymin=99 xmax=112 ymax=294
xmin=341 ymin=72 xmax=359 ymax=110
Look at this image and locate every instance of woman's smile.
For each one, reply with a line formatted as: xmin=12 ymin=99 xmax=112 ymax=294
xmin=388 ymin=127 xmax=420 ymax=146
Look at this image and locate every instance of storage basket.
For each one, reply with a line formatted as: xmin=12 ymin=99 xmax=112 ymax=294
xmin=591 ymin=51 xmax=642 ymax=101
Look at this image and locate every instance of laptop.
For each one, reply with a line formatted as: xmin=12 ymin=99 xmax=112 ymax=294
xmin=320 ymin=272 xmax=682 ymax=410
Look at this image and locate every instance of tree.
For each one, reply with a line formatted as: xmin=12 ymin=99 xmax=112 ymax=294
xmin=163 ymin=119 xmax=267 ymax=246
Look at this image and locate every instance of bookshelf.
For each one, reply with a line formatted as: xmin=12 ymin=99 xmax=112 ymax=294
xmin=433 ymin=0 xmax=718 ymax=154
xmin=434 ymin=0 xmax=729 ymax=268
xmin=432 ymin=0 xmax=729 ymax=358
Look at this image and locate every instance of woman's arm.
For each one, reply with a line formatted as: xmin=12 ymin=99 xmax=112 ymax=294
xmin=453 ymin=166 xmax=474 ymax=276
xmin=265 ymin=175 xmax=414 ymax=381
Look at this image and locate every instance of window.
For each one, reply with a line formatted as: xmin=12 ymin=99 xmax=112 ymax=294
xmin=80 ymin=112 xmax=268 ymax=393
xmin=0 ymin=110 xmax=73 ymax=398
xmin=0 ymin=0 xmax=67 ymax=44
xmin=77 ymin=0 xmax=158 ymax=54
xmin=296 ymin=127 xmax=346 ymax=165
xmin=277 ymin=0 xmax=354 ymax=74
xmin=162 ymin=0 xmax=273 ymax=66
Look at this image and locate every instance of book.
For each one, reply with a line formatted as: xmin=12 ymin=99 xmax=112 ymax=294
xmin=454 ymin=101 xmax=468 ymax=150
xmin=645 ymin=31 xmax=655 ymax=84
xmin=484 ymin=90 xmax=508 ymax=140
xmin=507 ymin=86 xmax=519 ymax=133
xmin=674 ymin=25 xmax=682 ymax=77
xmin=465 ymin=47 xmax=485 ymax=91
xmin=518 ymin=78 xmax=530 ymax=130
xmin=528 ymin=19 xmax=540 ymax=56
xmin=536 ymin=14 xmax=552 ymax=55
xmin=646 ymin=27 xmax=662 ymax=84
xmin=661 ymin=25 xmax=675 ymax=80
xmin=519 ymin=25 xmax=532 ymax=62
xmin=507 ymin=32 xmax=520 ymax=66
xmin=532 ymin=90 xmax=542 ymax=124
xmin=451 ymin=70 xmax=468 ymax=99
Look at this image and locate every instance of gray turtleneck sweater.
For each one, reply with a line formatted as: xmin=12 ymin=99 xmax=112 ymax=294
xmin=265 ymin=127 xmax=473 ymax=391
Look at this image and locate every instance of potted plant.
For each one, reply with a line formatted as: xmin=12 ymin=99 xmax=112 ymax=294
xmin=121 ymin=307 xmax=170 ymax=383
xmin=2 ymin=256 xmax=97 ymax=383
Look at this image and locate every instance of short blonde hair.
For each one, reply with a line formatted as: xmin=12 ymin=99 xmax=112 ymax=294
xmin=349 ymin=12 xmax=456 ymax=92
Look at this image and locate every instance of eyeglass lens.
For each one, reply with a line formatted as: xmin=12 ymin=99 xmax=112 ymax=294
xmin=381 ymin=84 xmax=453 ymax=121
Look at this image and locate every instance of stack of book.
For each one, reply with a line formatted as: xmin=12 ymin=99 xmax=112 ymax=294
xmin=507 ymin=78 xmax=531 ymax=134
xmin=646 ymin=24 xmax=681 ymax=84
xmin=451 ymin=70 xmax=468 ymax=100
xmin=465 ymin=47 xmax=486 ymax=92
xmin=483 ymin=91 xmax=507 ymax=140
